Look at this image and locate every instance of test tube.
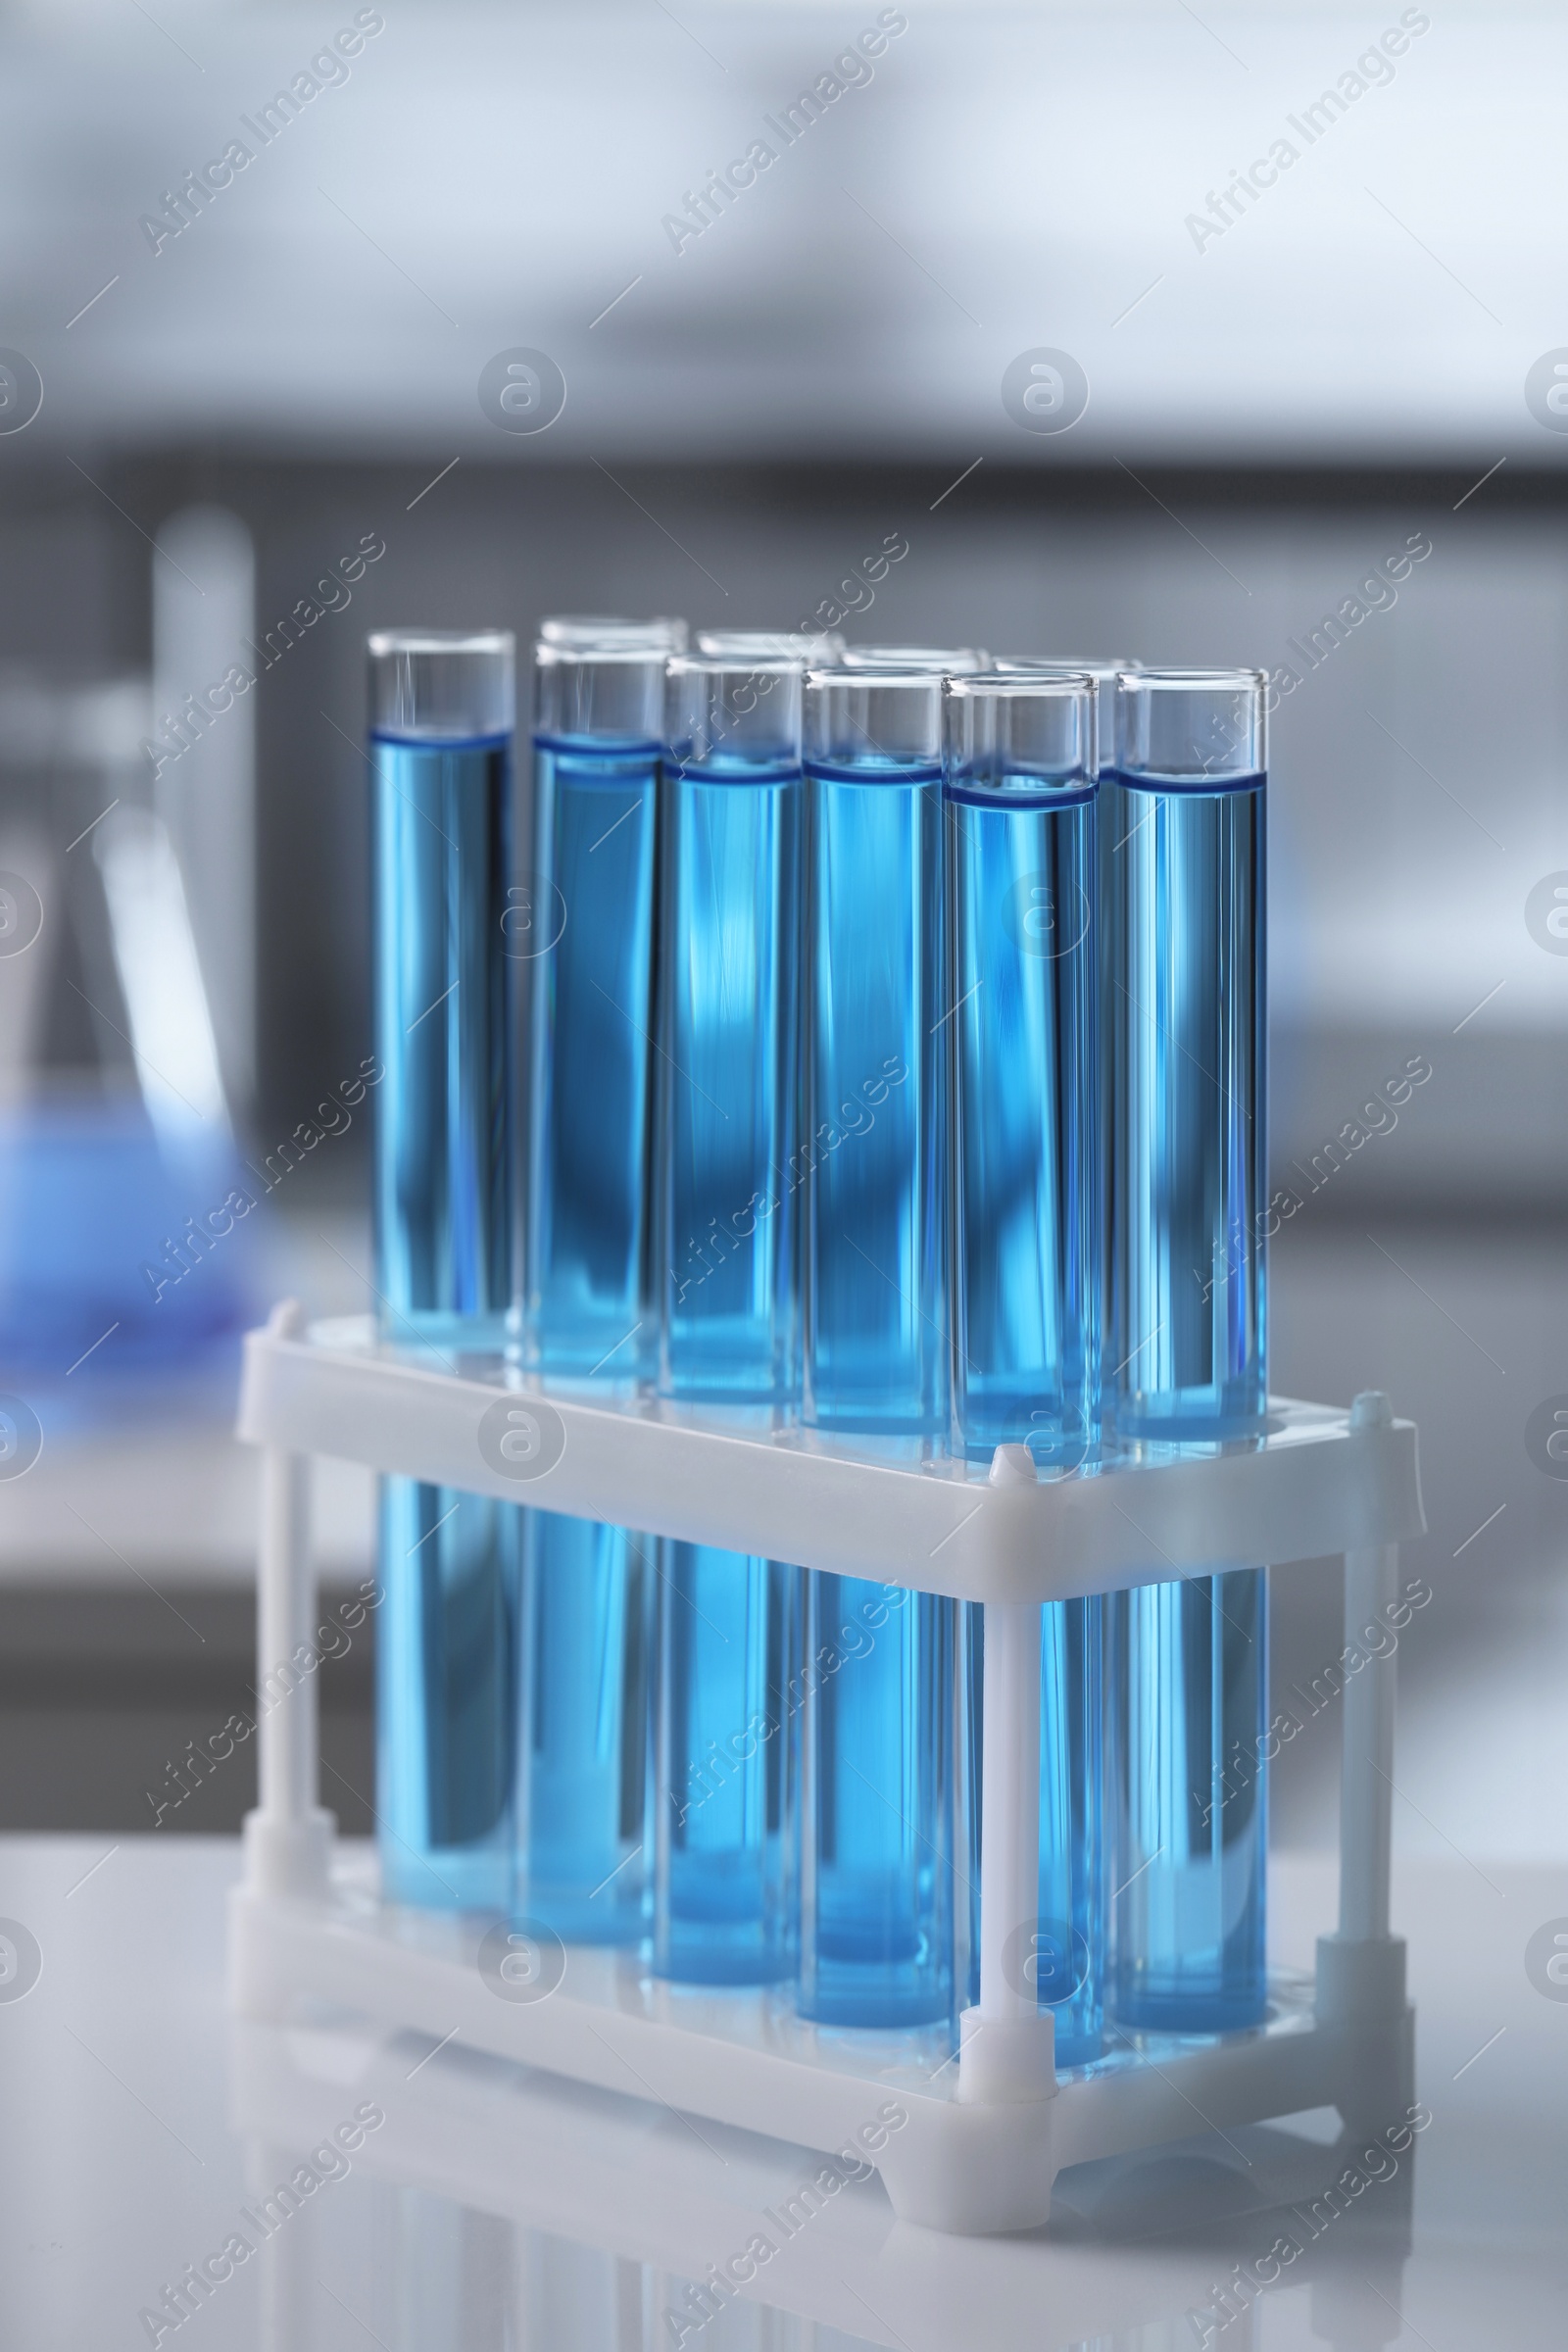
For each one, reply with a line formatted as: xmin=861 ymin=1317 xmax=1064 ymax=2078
xmin=945 ymin=672 xmax=1103 ymax=2065
xmin=652 ymin=656 xmax=804 ymax=1984
xmin=369 ymin=628 xmax=518 ymax=1910
xmin=945 ymin=675 xmax=1099 ymax=1465
xmin=514 ymin=641 xmax=666 ymax=1942
xmin=990 ymin=655 xmax=1131 ymax=1470
xmin=1102 ymin=668 xmax=1269 ymax=2034
xmin=795 ymin=668 xmax=956 ymax=2031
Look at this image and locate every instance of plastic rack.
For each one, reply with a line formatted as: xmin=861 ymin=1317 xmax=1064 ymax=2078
xmin=227 ymin=1300 xmax=1425 ymax=2235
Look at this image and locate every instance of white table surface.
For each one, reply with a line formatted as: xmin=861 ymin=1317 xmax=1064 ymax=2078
xmin=0 ymin=1838 xmax=1563 ymax=2352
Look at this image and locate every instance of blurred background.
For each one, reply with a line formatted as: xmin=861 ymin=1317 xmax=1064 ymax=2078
xmin=0 ymin=0 xmax=1562 ymax=1884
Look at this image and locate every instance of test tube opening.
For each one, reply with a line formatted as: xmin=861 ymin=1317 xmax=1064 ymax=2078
xmin=368 ymin=627 xmax=515 ymax=742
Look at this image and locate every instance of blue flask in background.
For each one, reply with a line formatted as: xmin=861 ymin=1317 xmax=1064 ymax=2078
xmin=369 ymin=628 xmax=518 ymax=1911
xmin=515 ymin=640 xmax=667 ymax=1943
xmin=945 ymin=672 xmax=1103 ymax=2066
xmin=1102 ymin=667 xmax=1269 ymax=2034
xmin=796 ymin=668 xmax=957 ymax=2031
xmin=652 ymin=657 xmax=805 ymax=1984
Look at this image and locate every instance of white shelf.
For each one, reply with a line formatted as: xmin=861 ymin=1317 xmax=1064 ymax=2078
xmin=235 ymin=1313 xmax=1423 ymax=1604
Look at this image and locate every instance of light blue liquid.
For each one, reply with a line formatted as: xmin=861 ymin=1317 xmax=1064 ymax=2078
xmin=377 ymin=1478 xmax=519 ymax=1910
xmin=1102 ymin=774 xmax=1265 ymax=1438
xmin=655 ymin=757 xmax=800 ymax=1404
xmin=519 ymin=1511 xmax=648 ymax=1943
xmin=797 ymin=754 xmax=956 ymax=2028
xmin=803 ymin=759 xmax=945 ymax=1436
xmin=523 ymin=737 xmax=658 ymax=1381
xmin=653 ymin=752 xmax=802 ymax=1982
xmin=947 ymin=769 xmax=1103 ymax=2062
xmin=517 ymin=734 xmax=659 ymax=1944
xmin=372 ymin=734 xmax=513 ymax=1349
xmin=653 ymin=1545 xmax=796 ymax=1984
xmin=947 ymin=776 xmax=1097 ymax=1467
xmin=1102 ymin=769 xmax=1267 ymax=2034
xmin=798 ymin=1576 xmax=958 ymax=2028
xmin=373 ymin=732 xmax=515 ymax=1910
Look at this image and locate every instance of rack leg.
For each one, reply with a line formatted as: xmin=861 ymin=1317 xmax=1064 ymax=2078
xmin=1339 ymin=1540 xmax=1398 ymax=1942
xmin=240 ymin=1299 xmax=334 ymax=1899
xmin=1316 ymin=1392 xmax=1413 ymax=2131
xmin=958 ymin=1446 xmax=1057 ymax=2111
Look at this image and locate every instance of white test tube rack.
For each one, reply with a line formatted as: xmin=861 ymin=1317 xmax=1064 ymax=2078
xmin=228 ymin=1301 xmax=1424 ymax=2236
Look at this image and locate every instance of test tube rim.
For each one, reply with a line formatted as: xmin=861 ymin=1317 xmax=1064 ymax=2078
xmin=942 ymin=670 xmax=1097 ymax=797
xmin=1113 ymin=665 xmax=1267 ymax=694
xmin=534 ymin=640 xmax=671 ymax=671
xmin=943 ymin=670 xmax=1095 ymax=702
xmin=805 ymin=664 xmax=946 ymax=691
xmin=538 ymin=615 xmax=688 ymax=650
xmin=802 ymin=670 xmax=947 ymax=778
xmin=663 ymin=656 xmax=805 ymax=772
xmin=992 ymin=656 xmax=1138 ymax=680
xmin=694 ymin=629 xmax=845 ymax=660
xmin=667 ymin=653 xmax=808 ymax=680
xmin=1109 ymin=665 xmax=1268 ymax=779
xmin=367 ymin=626 xmax=514 ymax=659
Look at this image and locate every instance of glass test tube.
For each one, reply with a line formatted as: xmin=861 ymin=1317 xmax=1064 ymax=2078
xmin=1102 ymin=668 xmax=1269 ymax=2034
xmin=945 ymin=672 xmax=1103 ymax=2065
xmin=652 ymin=657 xmax=804 ymax=1984
xmin=369 ymin=628 xmax=518 ymax=1910
xmin=796 ymin=669 xmax=956 ymax=2031
xmin=515 ymin=642 xmax=666 ymax=1942
xmin=990 ymin=657 xmax=1138 ymax=1487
